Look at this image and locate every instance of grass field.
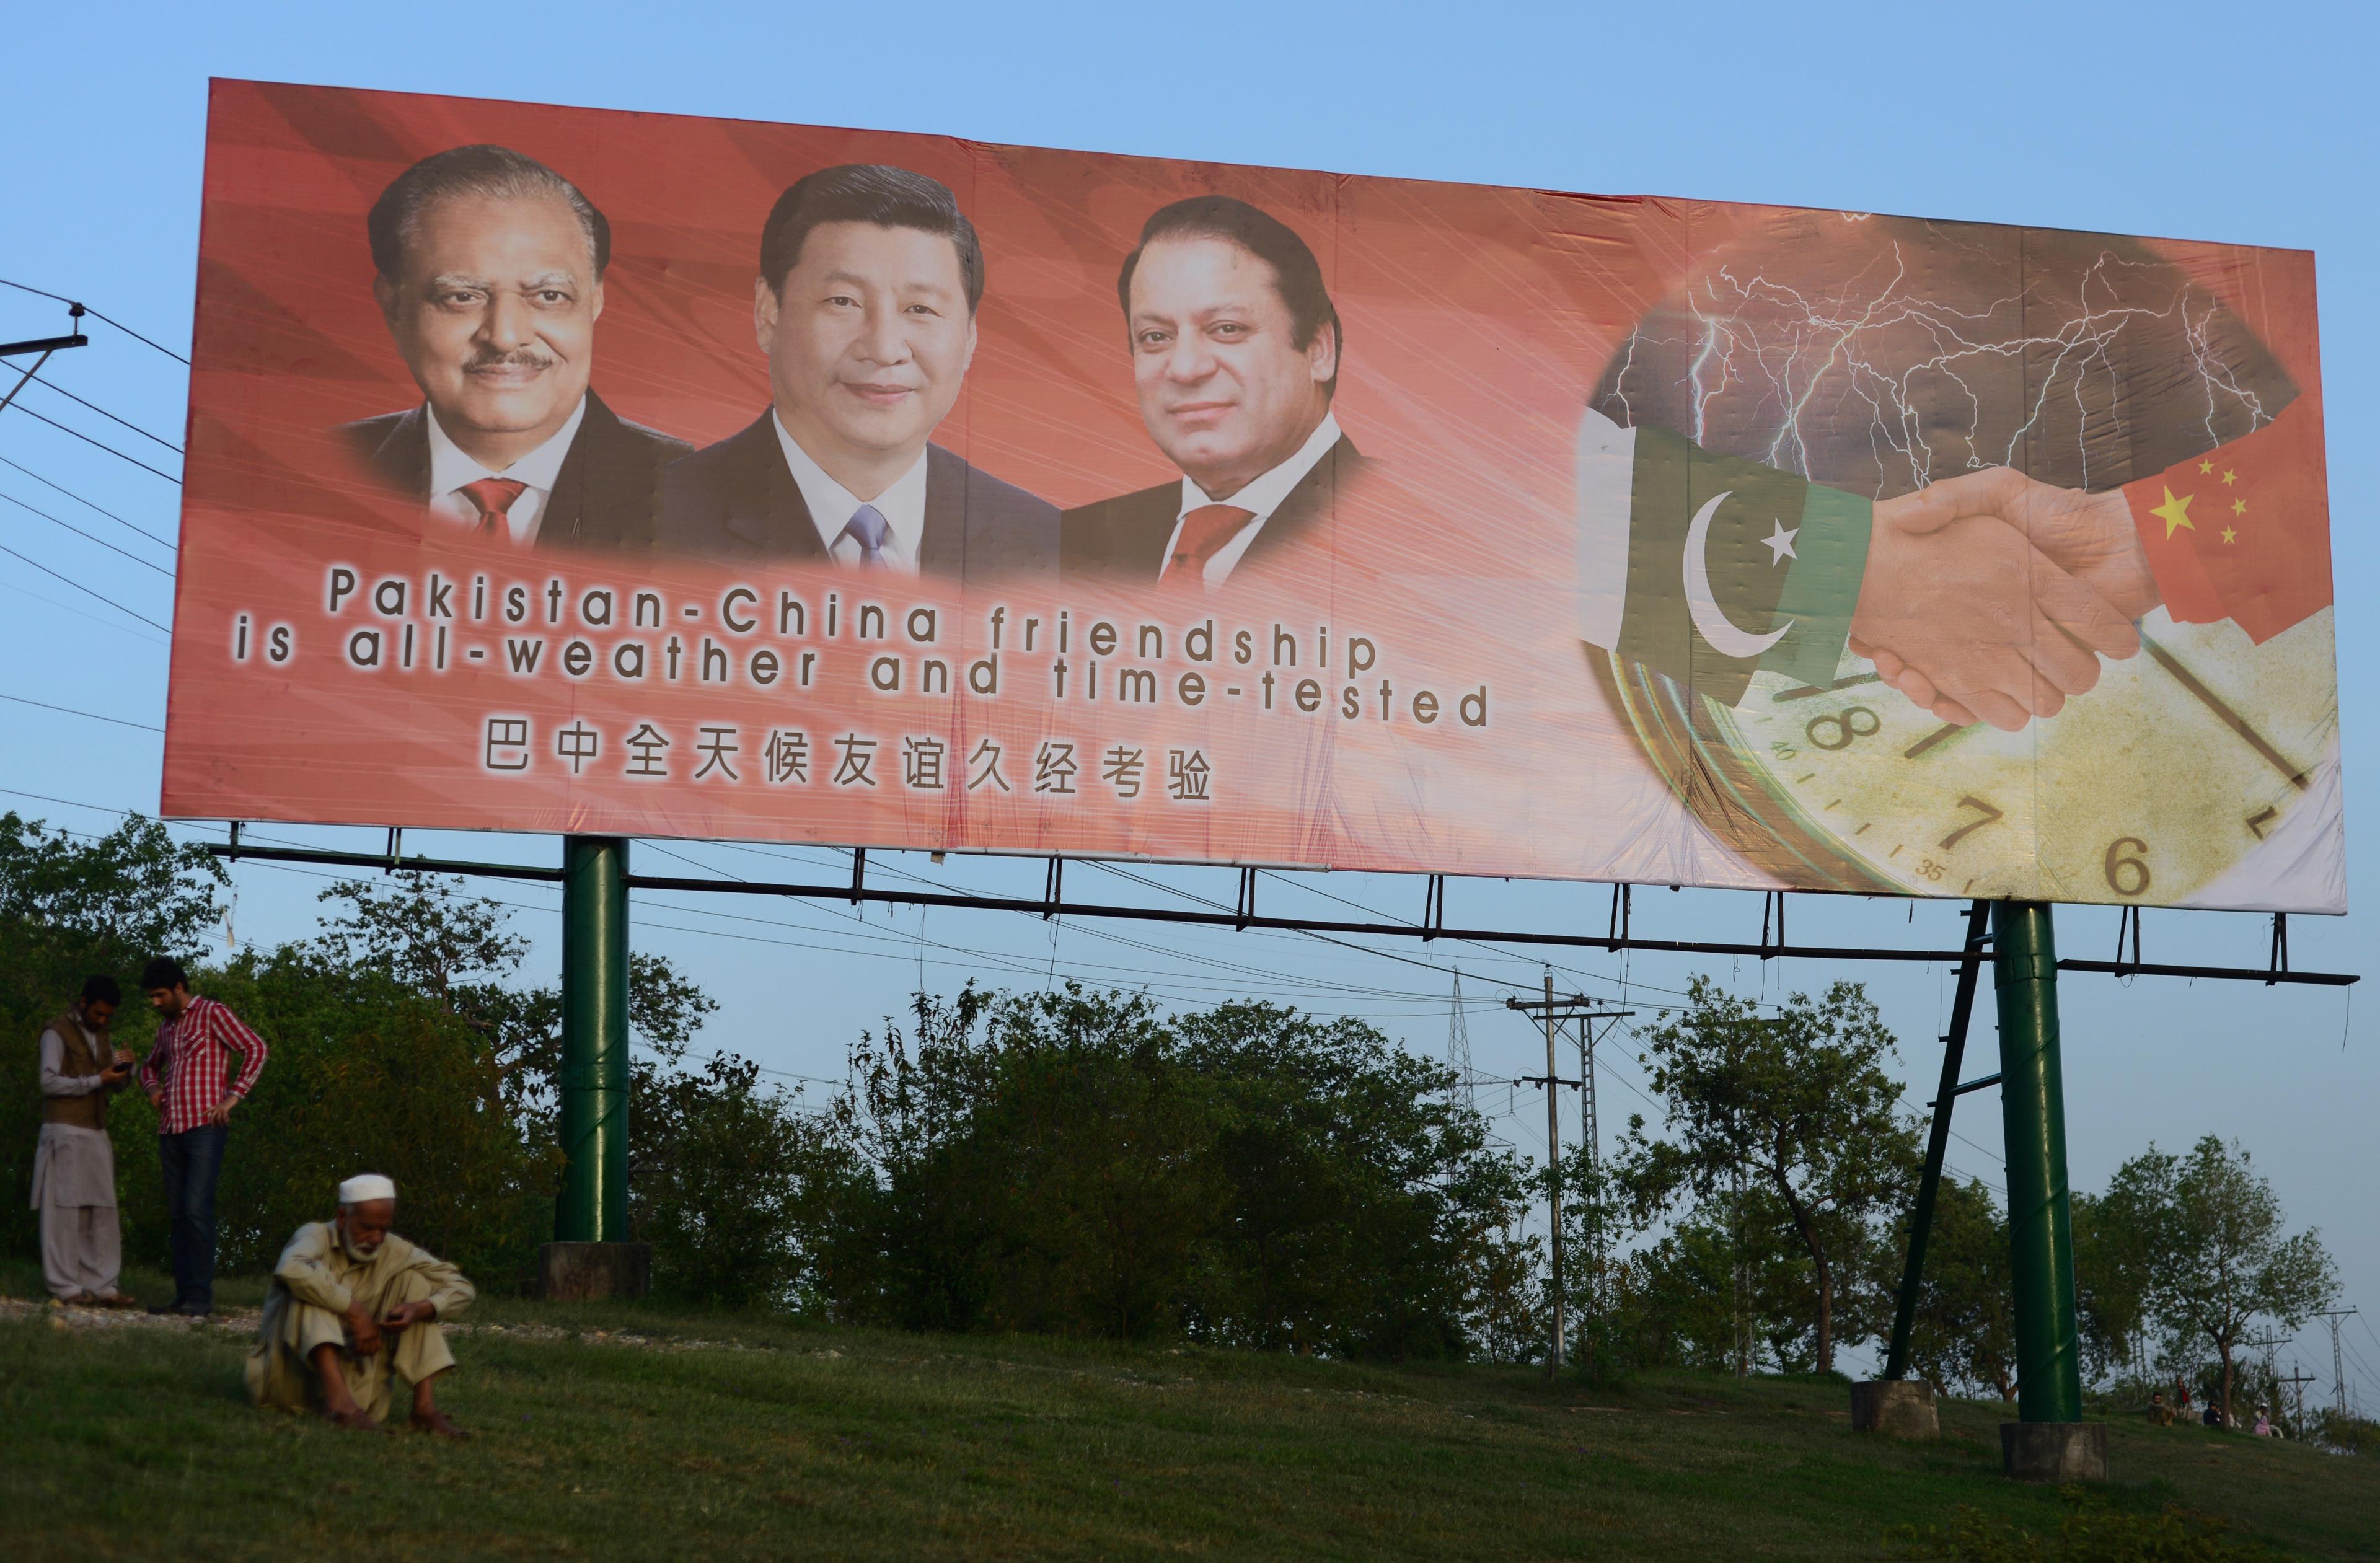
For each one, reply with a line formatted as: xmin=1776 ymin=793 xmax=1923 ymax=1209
xmin=5 ymin=1261 xmax=2374 ymax=1561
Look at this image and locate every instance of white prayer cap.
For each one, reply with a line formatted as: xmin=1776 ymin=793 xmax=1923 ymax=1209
xmin=337 ymin=1174 xmax=397 ymax=1205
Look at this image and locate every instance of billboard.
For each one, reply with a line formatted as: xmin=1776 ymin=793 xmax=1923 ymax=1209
xmin=162 ymin=79 xmax=2343 ymax=912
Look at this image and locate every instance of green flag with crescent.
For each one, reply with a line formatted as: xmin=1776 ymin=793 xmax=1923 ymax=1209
xmin=1575 ymin=407 xmax=1872 ymax=707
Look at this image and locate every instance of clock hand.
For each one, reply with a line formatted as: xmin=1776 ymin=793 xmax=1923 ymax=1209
xmin=1773 ymin=672 xmax=1884 ymax=704
xmin=2140 ymin=634 xmax=2309 ymax=791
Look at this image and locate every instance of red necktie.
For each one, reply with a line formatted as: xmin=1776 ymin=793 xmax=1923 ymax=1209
xmin=457 ymin=477 xmax=530 ymax=540
xmin=1167 ymin=504 xmax=1256 ymax=585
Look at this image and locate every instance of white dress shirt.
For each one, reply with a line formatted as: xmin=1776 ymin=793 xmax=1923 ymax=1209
xmin=1162 ymin=412 xmax=1344 ymax=588
xmin=774 ymin=412 xmax=929 ymax=575
xmin=425 ymin=395 xmax=589 ymax=546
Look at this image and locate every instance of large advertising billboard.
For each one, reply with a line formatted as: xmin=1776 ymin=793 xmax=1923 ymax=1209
xmin=162 ymin=79 xmax=2343 ymax=912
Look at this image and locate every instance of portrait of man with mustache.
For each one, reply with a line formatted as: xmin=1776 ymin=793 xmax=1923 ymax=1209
xmin=340 ymin=144 xmax=689 ymax=550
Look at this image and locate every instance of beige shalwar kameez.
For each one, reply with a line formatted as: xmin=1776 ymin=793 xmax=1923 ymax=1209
xmin=246 ymin=1220 xmax=475 ymax=1420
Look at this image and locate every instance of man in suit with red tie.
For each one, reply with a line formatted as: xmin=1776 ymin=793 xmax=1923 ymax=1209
xmin=1062 ymin=195 xmax=1364 ymax=588
xmin=657 ymin=164 xmax=1057 ymax=579
xmin=340 ymin=144 xmax=687 ymax=550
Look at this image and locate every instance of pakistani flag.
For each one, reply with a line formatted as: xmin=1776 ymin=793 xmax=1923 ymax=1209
xmin=1574 ymin=407 xmax=1872 ymax=707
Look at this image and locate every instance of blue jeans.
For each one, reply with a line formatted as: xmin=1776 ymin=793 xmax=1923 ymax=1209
xmin=157 ymin=1125 xmax=227 ymax=1312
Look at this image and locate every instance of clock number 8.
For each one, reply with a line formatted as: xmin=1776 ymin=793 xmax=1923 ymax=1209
xmin=1805 ymin=706 xmax=1881 ymax=751
xmin=2103 ymin=837 xmax=2152 ymax=897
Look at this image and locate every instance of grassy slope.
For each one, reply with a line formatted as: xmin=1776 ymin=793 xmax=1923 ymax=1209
xmin=3 ymin=1264 xmax=2374 ymax=1561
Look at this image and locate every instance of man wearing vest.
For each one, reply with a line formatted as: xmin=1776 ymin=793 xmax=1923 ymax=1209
xmin=32 ymin=975 xmax=138 ymax=1307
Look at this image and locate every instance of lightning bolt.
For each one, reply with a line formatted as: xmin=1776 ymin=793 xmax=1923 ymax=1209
xmin=1608 ymin=241 xmax=2274 ymax=496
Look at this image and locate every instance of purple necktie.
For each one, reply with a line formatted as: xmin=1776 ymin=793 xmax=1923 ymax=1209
xmin=840 ymin=504 xmax=891 ymax=568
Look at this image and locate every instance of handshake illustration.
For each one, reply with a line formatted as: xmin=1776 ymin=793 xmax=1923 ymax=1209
xmin=1849 ymin=471 xmax=2158 ymax=731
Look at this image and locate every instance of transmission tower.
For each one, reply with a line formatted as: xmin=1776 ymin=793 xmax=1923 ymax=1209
xmin=1445 ymin=969 xmax=1476 ymax=1116
xmin=2314 ymin=1308 xmax=2359 ymax=1417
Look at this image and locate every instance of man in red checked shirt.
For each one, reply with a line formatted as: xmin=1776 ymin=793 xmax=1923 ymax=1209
xmin=137 ymin=957 xmax=269 ymax=1318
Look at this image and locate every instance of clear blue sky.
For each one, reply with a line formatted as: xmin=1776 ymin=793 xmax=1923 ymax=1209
xmin=5 ymin=0 xmax=2376 ymax=1395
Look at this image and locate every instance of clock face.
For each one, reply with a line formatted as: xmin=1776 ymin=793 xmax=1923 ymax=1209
xmin=1603 ymin=607 xmax=2336 ymax=905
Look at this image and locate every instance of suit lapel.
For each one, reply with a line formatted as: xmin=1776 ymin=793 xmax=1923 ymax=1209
xmin=372 ymin=408 xmax=431 ymax=501
xmin=723 ymin=413 xmax=824 ymax=562
xmin=1246 ymin=434 xmax=1359 ymax=563
xmin=540 ymin=394 xmax=604 ymax=548
xmin=919 ymin=446 xmax=965 ymax=576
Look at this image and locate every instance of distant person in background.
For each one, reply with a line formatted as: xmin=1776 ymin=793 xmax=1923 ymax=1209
xmin=2203 ymin=1400 xmax=2224 ymax=1429
xmin=31 ymin=976 xmax=137 ymax=1308
xmin=2147 ymin=1390 xmax=2175 ymax=1427
xmin=249 ymin=1174 xmax=474 ymax=1437
xmin=138 ymin=958 xmax=268 ymax=1318
xmin=659 ymin=163 xmax=1057 ymax=578
xmin=1062 ymin=195 xmax=1364 ymax=588
xmin=342 ymin=144 xmax=688 ymax=550
xmin=2253 ymin=1405 xmax=2276 ymax=1437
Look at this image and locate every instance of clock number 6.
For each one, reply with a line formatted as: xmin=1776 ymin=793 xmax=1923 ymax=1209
xmin=1939 ymin=795 xmax=2004 ymax=850
xmin=1806 ymin=705 xmax=1881 ymax=751
xmin=2103 ymin=837 xmax=2152 ymax=897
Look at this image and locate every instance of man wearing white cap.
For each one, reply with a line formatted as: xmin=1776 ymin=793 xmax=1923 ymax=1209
xmin=246 ymin=1174 xmax=475 ymax=1435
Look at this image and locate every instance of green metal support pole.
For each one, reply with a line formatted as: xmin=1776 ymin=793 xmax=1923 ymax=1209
xmin=1993 ymin=900 xmax=2084 ymax=1423
xmin=558 ymin=836 xmax=630 ymax=1243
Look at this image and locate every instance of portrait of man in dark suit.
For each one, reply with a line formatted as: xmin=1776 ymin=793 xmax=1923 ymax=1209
xmin=341 ymin=144 xmax=687 ymax=550
xmin=1062 ymin=195 xmax=1362 ymax=587
xmin=658 ymin=164 xmax=1057 ymax=579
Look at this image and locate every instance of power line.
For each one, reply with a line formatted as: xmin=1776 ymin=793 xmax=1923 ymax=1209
xmin=15 ymin=369 xmax=182 ymax=452
xmin=0 ymin=277 xmax=190 ymax=365
xmin=0 ymin=488 xmax=175 ymax=576
xmin=0 ymin=690 xmax=162 ymax=733
xmin=0 ymin=402 xmax=182 ymax=483
xmin=0 ymin=454 xmax=178 ymax=550
xmin=0 ymin=574 xmax=170 ymax=643
xmin=0 ymin=537 xmax=170 ymax=631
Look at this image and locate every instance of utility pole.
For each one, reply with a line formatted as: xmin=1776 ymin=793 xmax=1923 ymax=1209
xmin=2314 ymin=1308 xmax=2359 ymax=1418
xmin=2276 ymin=1364 xmax=2320 ymax=1435
xmin=1505 ymin=981 xmax=1632 ymax=1376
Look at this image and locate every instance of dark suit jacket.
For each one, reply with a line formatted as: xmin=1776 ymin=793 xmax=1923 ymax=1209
xmin=1060 ymin=433 xmax=1364 ymax=580
xmin=338 ymin=390 xmax=690 ymax=553
xmin=656 ymin=412 xmax=1059 ymax=581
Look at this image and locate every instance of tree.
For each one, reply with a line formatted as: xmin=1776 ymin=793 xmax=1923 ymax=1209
xmin=1618 ymin=978 xmax=1915 ymax=1375
xmin=1895 ymin=1176 xmax=2016 ymax=1399
xmin=635 ymin=1051 xmax=853 ymax=1310
xmin=2107 ymin=1136 xmax=2337 ymax=1429
xmin=310 ymin=876 xmax=716 ymax=1121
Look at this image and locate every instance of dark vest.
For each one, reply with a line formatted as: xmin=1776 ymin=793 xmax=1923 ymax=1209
xmin=42 ymin=1009 xmax=110 ymax=1130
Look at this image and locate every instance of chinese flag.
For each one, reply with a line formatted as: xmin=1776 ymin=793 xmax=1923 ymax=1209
xmin=2123 ymin=400 xmax=2332 ymax=643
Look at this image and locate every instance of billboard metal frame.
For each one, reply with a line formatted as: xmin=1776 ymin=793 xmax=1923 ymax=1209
xmin=206 ymin=830 xmax=2353 ymax=987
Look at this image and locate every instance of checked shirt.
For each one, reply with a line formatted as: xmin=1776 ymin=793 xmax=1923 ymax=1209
xmin=138 ymin=996 xmax=268 ymax=1134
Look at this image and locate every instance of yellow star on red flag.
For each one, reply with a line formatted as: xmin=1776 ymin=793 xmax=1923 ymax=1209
xmin=2149 ymin=485 xmax=2196 ymax=538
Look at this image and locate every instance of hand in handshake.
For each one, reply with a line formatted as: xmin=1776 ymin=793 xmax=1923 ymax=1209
xmin=1849 ymin=469 xmax=2160 ymax=730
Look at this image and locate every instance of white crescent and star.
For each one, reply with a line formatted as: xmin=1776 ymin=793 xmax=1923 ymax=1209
xmin=1683 ymin=490 xmax=1795 ymax=659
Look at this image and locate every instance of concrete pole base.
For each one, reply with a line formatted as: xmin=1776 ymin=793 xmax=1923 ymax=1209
xmin=1851 ymin=1380 xmax=1939 ymax=1438
xmin=2000 ymin=1421 xmax=2107 ymax=1482
xmin=537 ymin=1241 xmax=652 ymax=1301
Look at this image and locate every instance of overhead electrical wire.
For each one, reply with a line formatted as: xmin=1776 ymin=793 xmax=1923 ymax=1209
xmin=0 ymin=454 xmax=178 ymax=550
xmin=1 ymin=488 xmax=176 ymax=576
xmin=0 ymin=402 xmax=182 ymax=483
xmin=15 ymin=369 xmax=183 ymax=452
xmin=0 ymin=276 xmax=192 ymax=365
xmin=0 ymin=537 xmax=169 ymax=632
xmin=0 ymin=691 xmax=162 ymax=733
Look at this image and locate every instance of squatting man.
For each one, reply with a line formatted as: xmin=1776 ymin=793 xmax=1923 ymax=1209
xmin=248 ymin=1174 xmax=474 ymax=1435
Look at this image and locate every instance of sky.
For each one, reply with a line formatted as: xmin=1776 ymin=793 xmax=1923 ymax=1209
xmin=4 ymin=0 xmax=2376 ymax=1398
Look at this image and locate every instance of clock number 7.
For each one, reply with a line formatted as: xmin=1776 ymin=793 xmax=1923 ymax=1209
xmin=1938 ymin=795 xmax=2004 ymax=851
